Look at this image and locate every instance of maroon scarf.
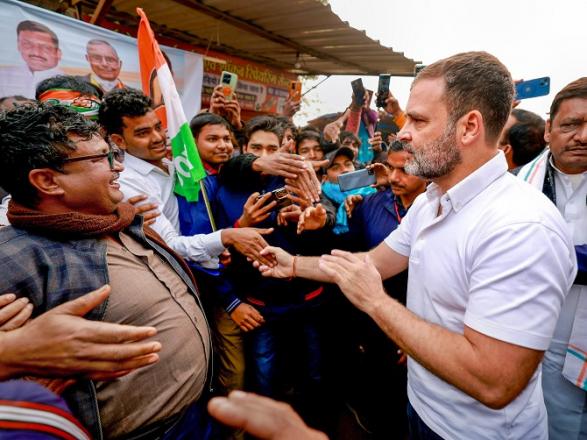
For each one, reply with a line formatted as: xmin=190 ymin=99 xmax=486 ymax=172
xmin=7 ymin=200 xmax=136 ymax=238
xmin=8 ymin=199 xmax=202 ymax=296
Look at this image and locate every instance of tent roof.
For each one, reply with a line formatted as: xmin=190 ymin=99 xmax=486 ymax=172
xmin=88 ymin=0 xmax=419 ymax=76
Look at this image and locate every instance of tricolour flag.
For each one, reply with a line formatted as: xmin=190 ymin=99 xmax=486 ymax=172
xmin=136 ymin=8 xmax=206 ymax=202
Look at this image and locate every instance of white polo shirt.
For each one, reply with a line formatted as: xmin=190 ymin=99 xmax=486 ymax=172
xmin=119 ymin=154 xmax=224 ymax=265
xmin=385 ymin=151 xmax=576 ymax=439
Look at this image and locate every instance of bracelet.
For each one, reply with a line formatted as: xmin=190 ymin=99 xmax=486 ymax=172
xmin=286 ymin=256 xmax=297 ymax=281
xmin=291 ymin=255 xmax=297 ymax=278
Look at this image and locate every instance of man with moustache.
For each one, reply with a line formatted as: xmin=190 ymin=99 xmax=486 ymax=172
xmin=0 ymin=20 xmax=64 ymax=99
xmin=517 ymin=77 xmax=587 ymax=440
xmin=254 ymin=52 xmax=576 ymax=439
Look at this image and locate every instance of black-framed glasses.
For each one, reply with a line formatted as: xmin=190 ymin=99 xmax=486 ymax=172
xmin=62 ymin=148 xmax=125 ymax=170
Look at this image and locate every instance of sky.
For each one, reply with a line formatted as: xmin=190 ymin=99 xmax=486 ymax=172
xmin=295 ymin=0 xmax=587 ymax=125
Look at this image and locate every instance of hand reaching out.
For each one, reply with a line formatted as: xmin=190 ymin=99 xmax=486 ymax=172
xmin=222 ymin=227 xmax=276 ymax=267
xmin=297 ymin=204 xmax=327 ymax=234
xmin=366 ymin=162 xmax=391 ymax=187
xmin=344 ymin=194 xmax=364 ymax=218
xmin=277 ymin=205 xmax=302 ymax=227
xmin=238 ymin=192 xmax=277 ymax=227
xmin=0 ymin=285 xmax=160 ymax=381
xmin=318 ymin=250 xmax=387 ymax=314
xmin=128 ymin=194 xmax=160 ymax=227
xmin=208 ymin=391 xmax=328 ymax=440
xmin=368 ymin=131 xmax=384 ymax=153
xmin=253 ymin=246 xmax=294 ymax=279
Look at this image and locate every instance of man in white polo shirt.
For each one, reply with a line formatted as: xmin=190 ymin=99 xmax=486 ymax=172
xmin=255 ymin=52 xmax=576 ymax=439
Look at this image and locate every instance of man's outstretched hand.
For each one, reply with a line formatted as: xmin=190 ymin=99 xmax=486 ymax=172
xmin=0 ymin=285 xmax=161 ymax=381
xmin=319 ymin=250 xmax=386 ymax=314
xmin=223 ymin=227 xmax=276 ymax=268
xmin=208 ymin=390 xmax=328 ymax=440
xmin=252 ymin=246 xmax=294 ymax=279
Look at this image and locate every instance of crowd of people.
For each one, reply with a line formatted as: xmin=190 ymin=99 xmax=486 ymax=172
xmin=0 ymin=50 xmax=585 ymax=440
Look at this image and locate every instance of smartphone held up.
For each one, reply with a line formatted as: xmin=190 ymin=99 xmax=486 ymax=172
xmin=220 ymin=71 xmax=238 ymax=101
xmin=376 ymin=74 xmax=391 ymax=108
xmin=351 ymin=78 xmax=366 ymax=107
xmin=289 ymin=80 xmax=302 ymax=102
xmin=257 ymin=187 xmax=292 ymax=210
xmin=338 ymin=168 xmax=376 ymax=192
xmin=515 ymin=77 xmax=550 ymax=100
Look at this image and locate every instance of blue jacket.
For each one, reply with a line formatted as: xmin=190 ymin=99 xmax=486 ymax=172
xmin=215 ymin=175 xmax=325 ymax=307
xmin=177 ymin=173 xmax=243 ymax=314
xmin=0 ymin=217 xmax=210 ymax=440
xmin=347 ymin=188 xmax=406 ymax=250
xmin=347 ymin=188 xmax=409 ymax=303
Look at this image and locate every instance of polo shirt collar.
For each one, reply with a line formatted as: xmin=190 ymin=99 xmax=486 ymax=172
xmin=425 ymin=150 xmax=507 ymax=212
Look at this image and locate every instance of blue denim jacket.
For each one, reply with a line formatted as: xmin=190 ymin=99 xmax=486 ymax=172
xmin=0 ymin=216 xmax=209 ymax=440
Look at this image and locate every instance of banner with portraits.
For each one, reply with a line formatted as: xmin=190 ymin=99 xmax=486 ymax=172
xmin=202 ymin=57 xmax=297 ymax=116
xmin=0 ymin=0 xmax=203 ymax=118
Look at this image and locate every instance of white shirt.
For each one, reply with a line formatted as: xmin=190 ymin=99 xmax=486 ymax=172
xmin=0 ymin=195 xmax=9 ymax=226
xmin=119 ymin=154 xmax=224 ymax=265
xmin=385 ymin=151 xmax=576 ymax=440
xmin=548 ymin=157 xmax=587 ymax=350
xmin=0 ymin=64 xmax=64 ymax=99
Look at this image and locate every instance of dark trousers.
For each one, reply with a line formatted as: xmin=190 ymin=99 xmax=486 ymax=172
xmin=407 ymin=402 xmax=444 ymax=440
xmin=248 ymin=302 xmax=322 ymax=397
xmin=123 ymin=400 xmax=214 ymax=440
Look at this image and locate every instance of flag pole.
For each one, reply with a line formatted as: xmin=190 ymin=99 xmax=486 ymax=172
xmin=199 ymin=179 xmax=217 ymax=232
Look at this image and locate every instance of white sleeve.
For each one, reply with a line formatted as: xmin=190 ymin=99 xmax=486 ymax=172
xmin=156 ymin=219 xmax=225 ymax=263
xmin=120 ymin=173 xmax=225 ymax=263
xmin=0 ymin=194 xmax=11 ymax=226
xmin=464 ymin=222 xmax=576 ymax=350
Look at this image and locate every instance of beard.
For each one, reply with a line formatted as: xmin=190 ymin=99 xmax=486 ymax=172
xmin=404 ymin=123 xmax=462 ymax=179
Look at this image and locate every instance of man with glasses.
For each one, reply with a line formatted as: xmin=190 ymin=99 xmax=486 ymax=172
xmin=84 ymin=39 xmax=125 ymax=93
xmin=0 ymin=20 xmax=64 ymax=99
xmin=0 ymin=103 xmax=214 ymax=439
xmin=0 ymin=75 xmax=103 ymax=226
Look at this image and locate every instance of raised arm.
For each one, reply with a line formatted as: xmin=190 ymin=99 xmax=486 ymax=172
xmin=256 ymin=240 xmax=408 ymax=284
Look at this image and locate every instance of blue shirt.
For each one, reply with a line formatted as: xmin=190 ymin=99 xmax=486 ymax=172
xmin=348 ymin=188 xmax=409 ymax=304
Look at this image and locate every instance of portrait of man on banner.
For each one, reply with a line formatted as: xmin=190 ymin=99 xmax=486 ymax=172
xmin=84 ymin=39 xmax=125 ymax=93
xmin=0 ymin=20 xmax=64 ymax=98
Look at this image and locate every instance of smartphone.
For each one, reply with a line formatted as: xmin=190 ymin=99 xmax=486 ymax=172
xmin=220 ymin=71 xmax=238 ymax=101
xmin=338 ymin=168 xmax=376 ymax=192
xmin=515 ymin=77 xmax=550 ymax=100
xmin=257 ymin=187 xmax=292 ymax=210
xmin=351 ymin=78 xmax=366 ymax=107
xmin=376 ymin=74 xmax=391 ymax=108
xmin=289 ymin=80 xmax=302 ymax=102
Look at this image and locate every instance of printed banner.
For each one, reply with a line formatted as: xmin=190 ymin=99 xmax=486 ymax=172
xmin=0 ymin=0 xmax=203 ymax=119
xmin=202 ymin=57 xmax=297 ymax=115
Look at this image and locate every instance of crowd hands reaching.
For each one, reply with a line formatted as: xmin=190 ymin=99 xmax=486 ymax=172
xmin=0 ymin=51 xmax=583 ymax=440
